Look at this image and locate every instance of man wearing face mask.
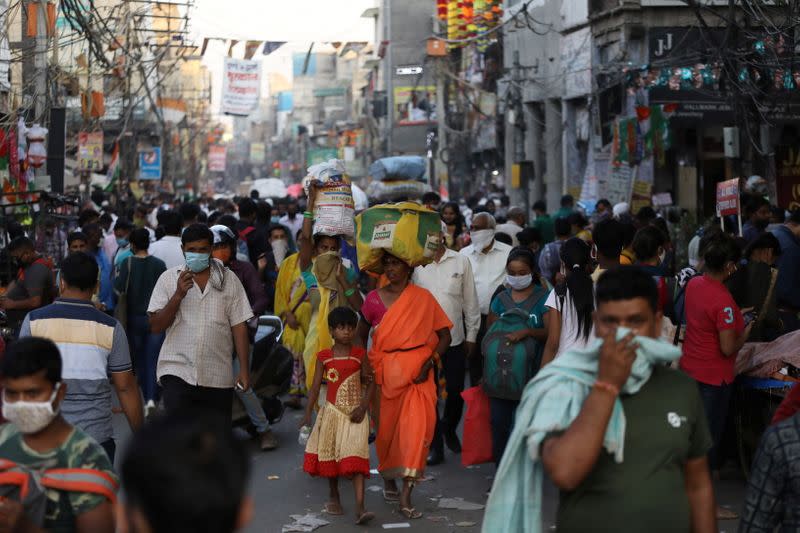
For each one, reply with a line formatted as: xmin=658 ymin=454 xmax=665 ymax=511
xmin=460 ymin=212 xmax=512 ymax=385
xmin=413 ymin=223 xmax=481 ymax=464
xmin=2 ymin=237 xmax=55 ymax=334
xmin=0 ymin=337 xmax=117 ymax=533
xmin=148 ymin=224 xmax=254 ymax=424
xmin=279 ymin=201 xmax=303 ymax=239
xmin=18 ymin=252 xmax=143 ymax=462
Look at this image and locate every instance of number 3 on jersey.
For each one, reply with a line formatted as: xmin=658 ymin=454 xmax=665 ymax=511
xmin=722 ymin=307 xmax=734 ymax=325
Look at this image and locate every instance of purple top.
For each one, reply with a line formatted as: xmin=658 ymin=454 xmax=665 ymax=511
xmin=228 ymin=259 xmax=269 ymax=316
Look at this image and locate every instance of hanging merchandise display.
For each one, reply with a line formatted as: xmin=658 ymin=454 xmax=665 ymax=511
xmin=437 ymin=0 xmax=447 ymax=20
xmin=25 ymin=124 xmax=47 ymax=169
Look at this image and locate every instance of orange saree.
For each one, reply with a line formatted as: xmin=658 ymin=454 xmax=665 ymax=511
xmin=368 ymin=284 xmax=452 ymax=480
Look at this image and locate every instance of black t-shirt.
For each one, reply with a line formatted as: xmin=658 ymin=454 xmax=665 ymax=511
xmin=556 ymin=366 xmax=712 ymax=533
xmin=6 ymin=260 xmax=54 ymax=329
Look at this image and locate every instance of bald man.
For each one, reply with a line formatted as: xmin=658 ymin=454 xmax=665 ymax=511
xmin=460 ymin=212 xmax=512 ymax=385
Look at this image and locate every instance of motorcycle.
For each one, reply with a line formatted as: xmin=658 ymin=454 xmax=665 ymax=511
xmin=232 ymin=315 xmax=294 ymax=434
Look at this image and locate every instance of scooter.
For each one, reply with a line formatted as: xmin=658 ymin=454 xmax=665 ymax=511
xmin=232 ymin=315 xmax=294 ymax=434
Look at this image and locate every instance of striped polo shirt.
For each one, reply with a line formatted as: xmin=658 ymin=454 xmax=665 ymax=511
xmin=19 ymin=298 xmax=132 ymax=444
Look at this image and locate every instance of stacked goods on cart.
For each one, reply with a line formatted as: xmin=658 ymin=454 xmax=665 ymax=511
xmin=367 ymin=156 xmax=430 ymax=201
xmin=354 ymin=202 xmax=441 ymax=272
xmin=303 ymin=159 xmax=355 ymax=237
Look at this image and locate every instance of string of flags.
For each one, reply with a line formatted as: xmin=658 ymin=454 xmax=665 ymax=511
xmin=199 ymin=39 xmax=288 ymax=59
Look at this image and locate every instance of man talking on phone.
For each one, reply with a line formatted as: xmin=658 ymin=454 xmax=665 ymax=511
xmin=148 ymin=224 xmax=254 ymax=424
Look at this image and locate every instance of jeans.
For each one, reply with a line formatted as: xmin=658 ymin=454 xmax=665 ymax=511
xmin=432 ymin=343 xmax=467 ymax=454
xmin=696 ymin=381 xmax=733 ymax=470
xmin=469 ymin=315 xmax=488 ymax=386
xmin=233 ymin=355 xmax=270 ymax=434
xmin=100 ymin=439 xmax=116 ymax=464
xmin=128 ymin=313 xmax=164 ymax=403
xmin=490 ymin=397 xmax=520 ymax=464
xmin=160 ymin=375 xmax=233 ymax=426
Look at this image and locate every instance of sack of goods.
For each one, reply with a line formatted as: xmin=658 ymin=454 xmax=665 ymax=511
xmin=366 ymin=179 xmax=431 ymax=201
xmin=304 ymin=159 xmax=355 ymax=238
xmin=355 ymin=202 xmax=441 ymax=272
xmin=369 ymin=156 xmax=427 ymax=182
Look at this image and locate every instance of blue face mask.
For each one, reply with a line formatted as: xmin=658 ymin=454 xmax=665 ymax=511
xmin=271 ymin=215 xmax=281 ymax=224
xmin=185 ymin=252 xmax=210 ymax=273
xmin=116 ymin=238 xmax=129 ymax=247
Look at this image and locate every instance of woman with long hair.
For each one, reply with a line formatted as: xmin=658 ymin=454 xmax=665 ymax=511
xmin=541 ymin=238 xmax=596 ymax=365
xmin=440 ymin=201 xmax=466 ymax=250
xmin=357 ymin=253 xmax=452 ymax=520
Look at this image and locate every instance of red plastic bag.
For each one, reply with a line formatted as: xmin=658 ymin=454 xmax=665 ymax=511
xmin=461 ymin=386 xmax=493 ymax=466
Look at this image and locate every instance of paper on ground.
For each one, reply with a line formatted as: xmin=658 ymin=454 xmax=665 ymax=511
xmin=438 ymin=497 xmax=485 ymax=511
xmin=281 ymin=513 xmax=330 ymax=532
xmin=382 ymin=524 xmax=411 ymax=529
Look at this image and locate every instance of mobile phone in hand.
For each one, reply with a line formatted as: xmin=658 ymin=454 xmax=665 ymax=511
xmin=743 ymin=311 xmax=757 ymax=326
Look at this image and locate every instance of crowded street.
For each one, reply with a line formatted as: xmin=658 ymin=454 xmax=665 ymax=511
xmin=2 ymin=1 xmax=800 ymax=533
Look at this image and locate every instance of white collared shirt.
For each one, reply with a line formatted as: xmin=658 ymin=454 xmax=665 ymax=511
xmin=495 ymin=222 xmax=523 ymax=246
xmin=149 ymin=235 xmax=185 ymax=269
xmin=413 ymin=249 xmax=481 ymax=346
xmin=460 ymin=239 xmax=513 ymax=315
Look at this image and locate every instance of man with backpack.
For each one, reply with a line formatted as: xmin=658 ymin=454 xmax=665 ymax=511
xmin=0 ymin=337 xmax=117 ymax=533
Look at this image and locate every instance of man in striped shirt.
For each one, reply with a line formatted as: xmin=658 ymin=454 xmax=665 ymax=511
xmin=19 ymin=252 xmax=143 ymax=461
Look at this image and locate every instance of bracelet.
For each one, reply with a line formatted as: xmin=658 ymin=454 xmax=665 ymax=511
xmin=303 ymin=211 xmax=314 ymax=219
xmin=344 ymin=288 xmax=355 ymax=297
xmin=593 ymin=380 xmax=620 ymax=397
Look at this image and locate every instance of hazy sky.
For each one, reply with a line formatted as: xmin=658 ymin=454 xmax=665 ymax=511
xmin=190 ymin=0 xmax=376 ymax=116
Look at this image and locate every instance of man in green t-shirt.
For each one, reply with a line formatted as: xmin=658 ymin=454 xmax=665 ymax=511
xmin=532 ymin=201 xmax=555 ymax=244
xmin=0 ymin=337 xmax=116 ymax=533
xmin=541 ymin=267 xmax=716 ymax=533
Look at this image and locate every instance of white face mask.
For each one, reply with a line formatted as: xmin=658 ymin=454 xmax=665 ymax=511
xmin=271 ymin=238 xmax=289 ymax=266
xmin=470 ymin=229 xmax=495 ymax=251
xmin=2 ymin=383 xmax=61 ymax=434
xmin=506 ymin=274 xmax=533 ymax=290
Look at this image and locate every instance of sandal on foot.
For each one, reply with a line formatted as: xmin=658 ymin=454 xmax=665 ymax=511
xmin=356 ymin=511 xmax=375 ymax=525
xmin=382 ymin=489 xmax=400 ymax=502
xmin=324 ymin=502 xmax=344 ymax=516
xmin=716 ymin=507 xmax=739 ymax=520
xmin=399 ymin=507 xmax=422 ymax=519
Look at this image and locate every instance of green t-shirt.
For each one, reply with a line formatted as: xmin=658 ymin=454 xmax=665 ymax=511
xmin=0 ymin=424 xmax=116 ymax=533
xmin=556 ymin=366 xmax=712 ymax=533
xmin=532 ymin=215 xmax=555 ymax=244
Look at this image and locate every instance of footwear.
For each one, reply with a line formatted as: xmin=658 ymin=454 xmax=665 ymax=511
xmin=284 ymin=397 xmax=303 ymax=410
xmin=324 ymin=502 xmax=344 ymax=516
xmin=259 ymin=430 xmax=278 ymax=451
xmin=427 ymin=449 xmax=444 ymax=466
xmin=444 ymin=429 xmax=462 ymax=454
xmin=382 ymin=489 xmax=400 ymax=503
xmin=144 ymin=400 xmax=157 ymax=419
xmin=716 ymin=506 xmax=739 ymax=520
xmin=355 ymin=511 xmax=375 ymax=525
xmin=399 ymin=507 xmax=423 ymax=519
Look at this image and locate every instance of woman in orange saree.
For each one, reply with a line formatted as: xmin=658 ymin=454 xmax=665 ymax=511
xmin=358 ymin=253 xmax=452 ymax=519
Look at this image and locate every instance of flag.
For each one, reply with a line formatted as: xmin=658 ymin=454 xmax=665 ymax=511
xmin=227 ymin=39 xmax=239 ymax=57
xmin=105 ymin=142 xmax=120 ymax=192
xmin=262 ymin=41 xmax=286 ymax=55
xmin=244 ymin=40 xmax=262 ymax=60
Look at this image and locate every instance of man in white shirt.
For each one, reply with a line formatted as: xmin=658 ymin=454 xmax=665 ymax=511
xmin=278 ymin=202 xmax=303 ymax=240
xmin=495 ymin=206 xmax=526 ymax=246
xmin=149 ymin=211 xmax=185 ymax=269
xmin=460 ymin=212 xmax=512 ymax=385
xmin=414 ymin=227 xmax=481 ymax=465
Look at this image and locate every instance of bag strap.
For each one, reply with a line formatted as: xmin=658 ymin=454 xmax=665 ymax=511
xmin=41 ymin=468 xmax=119 ymax=504
xmin=0 ymin=471 xmax=32 ymax=500
xmin=123 ymin=257 xmax=133 ymax=294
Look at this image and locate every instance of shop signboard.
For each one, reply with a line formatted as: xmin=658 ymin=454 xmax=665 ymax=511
xmin=208 ymin=145 xmax=227 ymax=172
xmin=138 ymin=147 xmax=161 ymax=180
xmin=777 ymin=145 xmax=800 ymax=211
xmin=716 ymin=178 xmax=740 ymax=217
xmin=250 ymin=142 xmax=265 ymax=164
xmin=221 ymin=58 xmax=261 ymax=116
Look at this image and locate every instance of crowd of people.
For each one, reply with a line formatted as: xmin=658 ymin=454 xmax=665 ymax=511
xmin=0 ymin=182 xmax=799 ymax=532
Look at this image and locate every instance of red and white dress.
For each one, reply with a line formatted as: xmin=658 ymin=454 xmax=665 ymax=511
xmin=303 ymin=347 xmax=371 ymax=478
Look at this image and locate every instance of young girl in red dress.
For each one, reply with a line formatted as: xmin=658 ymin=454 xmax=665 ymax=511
xmin=300 ymin=307 xmax=375 ymax=525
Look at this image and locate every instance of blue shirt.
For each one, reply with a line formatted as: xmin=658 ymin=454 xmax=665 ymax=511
xmin=771 ymin=225 xmax=800 ymax=309
xmin=742 ymin=221 xmax=763 ymax=246
xmin=93 ymin=249 xmax=114 ymax=311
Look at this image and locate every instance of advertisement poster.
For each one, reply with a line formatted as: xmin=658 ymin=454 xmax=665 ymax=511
xmin=78 ymin=131 xmax=104 ymax=171
xmin=250 ymin=142 xmax=265 ymax=164
xmin=716 ymin=178 xmax=740 ymax=216
xmin=306 ymin=147 xmax=338 ymax=168
xmin=208 ymin=145 xmax=227 ymax=172
xmin=394 ymin=86 xmax=437 ymax=125
xmin=221 ymin=58 xmax=262 ymax=116
xmin=138 ymin=147 xmax=161 ymax=180
xmin=606 ymin=162 xmax=633 ymax=206
xmin=776 ymin=146 xmax=800 ymax=211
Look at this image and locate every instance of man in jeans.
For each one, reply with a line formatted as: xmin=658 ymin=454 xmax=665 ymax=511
xmin=19 ymin=252 xmax=143 ymax=461
xmin=148 ymin=224 xmax=253 ymax=424
xmin=211 ymin=224 xmax=278 ymax=450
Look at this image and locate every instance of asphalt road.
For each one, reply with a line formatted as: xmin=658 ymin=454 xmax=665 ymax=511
xmin=112 ymin=397 xmax=749 ymax=533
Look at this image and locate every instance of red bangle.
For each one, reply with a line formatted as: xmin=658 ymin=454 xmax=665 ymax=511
xmin=593 ymin=380 xmax=620 ymax=397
